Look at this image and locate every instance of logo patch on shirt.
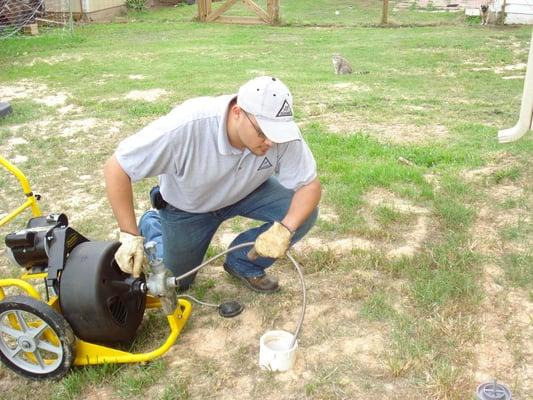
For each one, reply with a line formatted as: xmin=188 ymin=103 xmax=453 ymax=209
xmin=276 ymin=100 xmax=293 ymax=117
xmin=258 ymin=157 xmax=273 ymax=171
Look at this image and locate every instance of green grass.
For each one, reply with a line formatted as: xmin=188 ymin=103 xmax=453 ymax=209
xmin=360 ymin=291 xmax=398 ymax=321
xmin=502 ymin=253 xmax=533 ymax=290
xmin=51 ymin=364 xmax=122 ymax=400
xmin=114 ymin=360 xmax=166 ymax=397
xmin=492 ymin=166 xmax=521 ymax=183
xmin=410 ymin=236 xmax=481 ymax=310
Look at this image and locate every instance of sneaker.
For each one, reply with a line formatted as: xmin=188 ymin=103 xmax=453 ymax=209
xmin=223 ymin=263 xmax=279 ymax=294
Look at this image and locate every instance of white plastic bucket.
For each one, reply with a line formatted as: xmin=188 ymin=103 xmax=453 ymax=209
xmin=259 ymin=330 xmax=297 ymax=372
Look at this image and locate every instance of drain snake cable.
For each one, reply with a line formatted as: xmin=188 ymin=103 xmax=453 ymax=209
xmin=172 ymin=242 xmax=306 ymax=348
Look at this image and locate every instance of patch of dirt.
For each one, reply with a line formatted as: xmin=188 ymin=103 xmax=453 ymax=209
xmin=211 ymin=206 xmax=341 ymax=250
xmin=461 ymin=153 xmax=519 ymax=183
xmin=10 ymin=155 xmax=28 ymax=164
xmin=34 ymin=93 xmax=69 ymax=107
xmin=50 ymin=189 xmax=108 ymax=224
xmin=82 ymin=387 xmax=115 ymax=400
xmin=471 ymin=63 xmax=527 ymax=79
xmin=57 ymin=103 xmax=84 ymax=115
xmin=0 ymin=79 xmax=75 ymax=110
xmin=365 ymin=188 xmax=431 ymax=258
xmin=4 ymin=118 xmax=123 ymax=142
xmin=16 ymin=53 xmax=85 ymax=67
xmin=4 ymin=137 xmax=28 ymax=151
xmin=464 ymin=153 xmax=530 ymax=254
xmin=473 ymin=264 xmax=533 ymax=395
xmin=125 ymin=89 xmax=167 ymax=102
xmin=298 ymin=236 xmax=375 ymax=253
xmin=469 ymin=153 xmax=532 ymax=397
xmin=423 ymin=173 xmax=441 ymax=190
xmin=212 ymin=189 xmax=431 ymax=258
xmin=128 ymin=74 xmax=146 ymax=80
xmin=0 ymin=79 xmax=50 ymax=102
xmin=295 ymin=188 xmax=432 ymax=259
xmin=300 ymin=101 xmax=328 ymax=117
xmin=494 ymin=63 xmax=527 ymax=74
xmin=331 ymin=82 xmax=371 ymax=92
xmin=472 ymin=202 xmax=530 ymax=255
xmin=58 ymin=118 xmax=99 ymax=137
xmin=246 ymin=69 xmax=269 ymax=76
xmin=317 ymin=205 xmax=339 ymax=223
xmin=386 ymin=215 xmax=429 ymax=258
xmin=364 ymin=188 xmax=430 ymax=216
xmin=304 ymin=113 xmax=449 ymax=144
xmin=180 ymin=305 xmax=263 ymax=360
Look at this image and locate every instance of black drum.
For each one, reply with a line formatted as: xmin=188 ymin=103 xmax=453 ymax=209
xmin=59 ymin=241 xmax=146 ymax=343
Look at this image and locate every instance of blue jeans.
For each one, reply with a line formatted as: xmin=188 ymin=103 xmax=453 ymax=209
xmin=139 ymin=178 xmax=317 ymax=289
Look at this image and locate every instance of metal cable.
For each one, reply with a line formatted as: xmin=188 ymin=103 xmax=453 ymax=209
xmin=177 ymin=294 xmax=218 ymax=308
xmin=171 ymin=242 xmax=306 ymax=345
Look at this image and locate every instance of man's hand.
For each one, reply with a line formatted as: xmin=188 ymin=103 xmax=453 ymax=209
xmin=254 ymin=222 xmax=293 ymax=259
xmin=115 ymin=232 xmax=145 ymax=278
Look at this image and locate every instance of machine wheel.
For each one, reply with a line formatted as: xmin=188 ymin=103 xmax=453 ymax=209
xmin=0 ymin=295 xmax=75 ymax=380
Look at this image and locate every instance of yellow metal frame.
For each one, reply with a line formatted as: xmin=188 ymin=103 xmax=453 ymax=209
xmin=74 ymin=299 xmax=191 ymax=365
xmin=0 ymin=157 xmax=192 ymax=369
xmin=0 ymin=275 xmax=192 ymax=366
xmin=0 ymin=156 xmax=42 ymax=227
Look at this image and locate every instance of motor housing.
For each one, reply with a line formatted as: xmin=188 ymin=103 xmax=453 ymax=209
xmin=59 ymin=241 xmax=146 ymax=343
xmin=5 ymin=214 xmax=69 ymax=271
xmin=5 ymin=214 xmax=146 ymax=343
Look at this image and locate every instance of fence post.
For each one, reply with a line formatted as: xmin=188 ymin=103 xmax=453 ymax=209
xmin=381 ymin=0 xmax=389 ymax=25
xmin=197 ymin=0 xmax=211 ymax=22
xmin=498 ymin=0 xmax=507 ymax=25
xmin=267 ymin=0 xmax=280 ymax=25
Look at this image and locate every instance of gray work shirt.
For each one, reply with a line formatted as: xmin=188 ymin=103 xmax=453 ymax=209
xmin=115 ymin=94 xmax=317 ymax=213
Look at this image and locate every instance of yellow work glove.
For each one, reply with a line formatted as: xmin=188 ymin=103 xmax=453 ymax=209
xmin=254 ymin=222 xmax=293 ymax=259
xmin=115 ymin=232 xmax=146 ymax=278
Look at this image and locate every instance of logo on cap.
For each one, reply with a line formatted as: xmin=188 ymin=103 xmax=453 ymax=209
xmin=276 ymin=100 xmax=293 ymax=118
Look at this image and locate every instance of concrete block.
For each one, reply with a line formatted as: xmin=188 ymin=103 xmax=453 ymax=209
xmin=23 ymin=23 xmax=39 ymax=35
xmin=465 ymin=8 xmax=480 ymax=16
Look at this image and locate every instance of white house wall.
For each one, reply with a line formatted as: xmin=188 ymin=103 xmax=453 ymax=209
xmin=45 ymin=0 xmax=124 ymax=13
xmin=493 ymin=0 xmax=533 ymax=24
xmin=85 ymin=0 xmax=124 ymax=12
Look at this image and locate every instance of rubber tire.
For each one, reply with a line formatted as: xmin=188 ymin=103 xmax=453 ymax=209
xmin=0 ymin=295 xmax=75 ymax=380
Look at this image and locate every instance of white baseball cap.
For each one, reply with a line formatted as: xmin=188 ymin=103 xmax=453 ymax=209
xmin=237 ymin=76 xmax=301 ymax=143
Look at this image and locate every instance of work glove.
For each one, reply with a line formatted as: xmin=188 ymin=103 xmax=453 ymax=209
xmin=115 ymin=232 xmax=146 ymax=278
xmin=254 ymin=222 xmax=293 ymax=259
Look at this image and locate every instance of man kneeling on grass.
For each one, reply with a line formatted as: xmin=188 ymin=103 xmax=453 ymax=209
xmin=104 ymin=76 xmax=321 ymax=293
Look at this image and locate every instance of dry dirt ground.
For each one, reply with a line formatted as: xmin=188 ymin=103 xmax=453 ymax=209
xmin=0 ymin=78 xmax=531 ymax=399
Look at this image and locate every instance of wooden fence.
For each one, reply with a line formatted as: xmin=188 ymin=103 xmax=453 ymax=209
xmin=197 ymin=0 xmax=280 ymax=25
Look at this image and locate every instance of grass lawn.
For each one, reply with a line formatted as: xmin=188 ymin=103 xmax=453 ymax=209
xmin=0 ymin=1 xmax=532 ymax=399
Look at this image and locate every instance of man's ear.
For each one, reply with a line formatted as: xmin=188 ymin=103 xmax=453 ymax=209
xmin=229 ymin=103 xmax=242 ymax=119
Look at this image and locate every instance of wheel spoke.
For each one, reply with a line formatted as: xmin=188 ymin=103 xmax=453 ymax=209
xmin=33 ymin=348 xmax=46 ymax=369
xmin=30 ymin=322 xmax=48 ymax=339
xmin=4 ymin=344 xmax=23 ymax=359
xmin=14 ymin=311 xmax=30 ymax=332
xmin=0 ymin=323 xmax=23 ymax=339
xmin=37 ymin=339 xmax=62 ymax=355
xmin=0 ymin=298 xmax=73 ymax=377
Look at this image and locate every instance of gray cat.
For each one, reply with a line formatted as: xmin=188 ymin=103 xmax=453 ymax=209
xmin=332 ymin=54 xmax=353 ymax=75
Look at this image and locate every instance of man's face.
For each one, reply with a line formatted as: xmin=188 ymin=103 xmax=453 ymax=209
xmin=241 ymin=110 xmax=273 ymax=156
